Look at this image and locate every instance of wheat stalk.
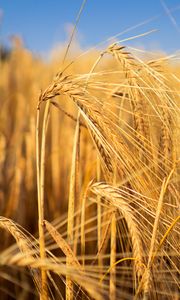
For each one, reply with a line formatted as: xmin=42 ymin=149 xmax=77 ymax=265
xmin=36 ymin=99 xmax=50 ymax=300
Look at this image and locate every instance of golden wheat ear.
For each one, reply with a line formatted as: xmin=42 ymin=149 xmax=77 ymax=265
xmin=0 ymin=217 xmax=41 ymax=294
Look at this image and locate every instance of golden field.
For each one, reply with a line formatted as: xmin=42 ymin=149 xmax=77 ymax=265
xmin=0 ymin=39 xmax=179 ymax=299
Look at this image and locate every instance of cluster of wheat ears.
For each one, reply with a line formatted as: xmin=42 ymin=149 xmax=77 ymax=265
xmin=0 ymin=37 xmax=179 ymax=300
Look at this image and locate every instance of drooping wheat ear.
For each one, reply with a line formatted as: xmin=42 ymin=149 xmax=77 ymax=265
xmin=107 ymin=44 xmax=151 ymax=161
xmin=44 ymin=220 xmax=82 ymax=271
xmin=131 ymin=90 xmax=151 ymax=165
xmin=41 ymin=72 xmax=115 ymax=188
xmin=106 ymin=44 xmax=136 ymax=76
xmin=0 ymin=216 xmax=41 ymax=293
xmin=129 ymin=83 xmax=151 ymax=151
xmin=40 ymin=74 xmax=113 ymax=176
xmin=91 ymin=183 xmax=144 ymax=279
xmin=144 ymin=59 xmax=174 ymax=174
xmin=39 ymin=70 xmax=150 ymax=188
xmin=159 ymin=105 xmax=173 ymax=174
xmin=117 ymin=45 xmax=150 ymax=150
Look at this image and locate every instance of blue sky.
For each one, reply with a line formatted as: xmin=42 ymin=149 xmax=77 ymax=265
xmin=0 ymin=0 xmax=180 ymax=55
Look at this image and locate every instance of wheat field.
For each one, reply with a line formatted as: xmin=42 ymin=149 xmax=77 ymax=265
xmin=0 ymin=34 xmax=180 ymax=300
